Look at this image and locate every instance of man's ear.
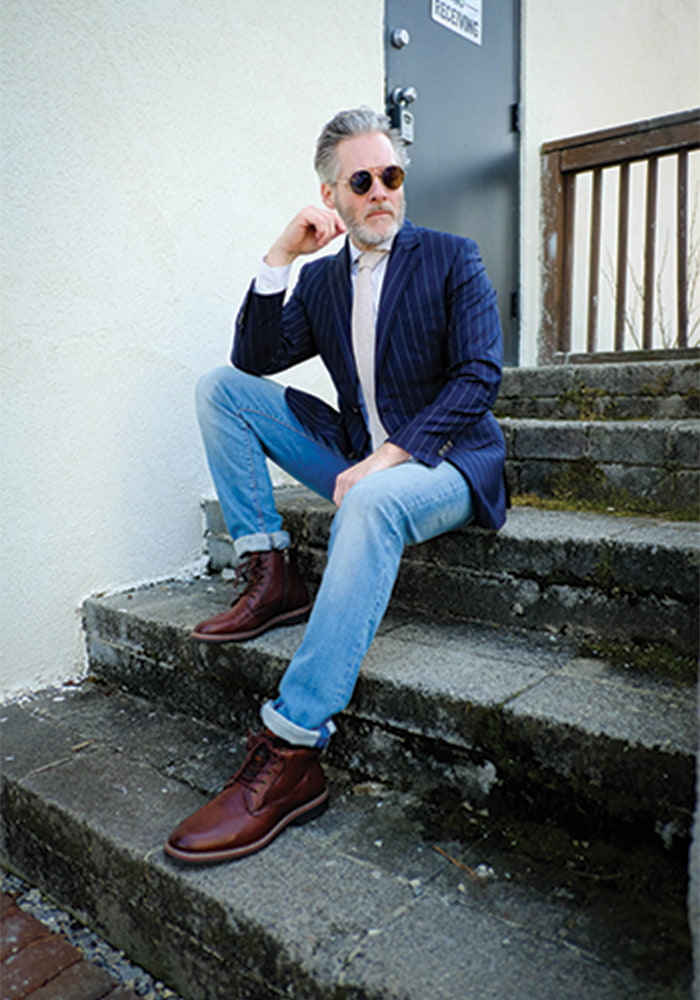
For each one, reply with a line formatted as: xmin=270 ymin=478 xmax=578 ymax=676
xmin=320 ymin=182 xmax=336 ymax=210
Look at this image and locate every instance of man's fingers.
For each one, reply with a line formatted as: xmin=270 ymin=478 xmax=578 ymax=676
xmin=333 ymin=445 xmax=411 ymax=507
xmin=310 ymin=210 xmax=346 ymax=249
xmin=332 ymin=467 xmax=355 ymax=507
xmin=269 ymin=208 xmax=345 ymax=264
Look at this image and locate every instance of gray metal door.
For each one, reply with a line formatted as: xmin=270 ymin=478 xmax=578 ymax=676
xmin=386 ymin=0 xmax=520 ymax=364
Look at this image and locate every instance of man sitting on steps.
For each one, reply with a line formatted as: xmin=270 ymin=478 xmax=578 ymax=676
xmin=165 ymin=106 xmax=507 ymax=864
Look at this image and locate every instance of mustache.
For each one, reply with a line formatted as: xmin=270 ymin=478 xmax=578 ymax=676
xmin=364 ymin=203 xmax=395 ymax=218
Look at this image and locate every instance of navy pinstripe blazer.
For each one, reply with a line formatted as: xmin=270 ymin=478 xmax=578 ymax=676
xmin=232 ymin=220 xmax=507 ymax=530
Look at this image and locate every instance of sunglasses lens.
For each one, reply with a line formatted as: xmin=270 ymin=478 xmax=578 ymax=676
xmin=382 ymin=165 xmax=405 ymax=190
xmin=349 ymin=170 xmax=372 ymax=195
xmin=347 ymin=166 xmax=405 ymax=195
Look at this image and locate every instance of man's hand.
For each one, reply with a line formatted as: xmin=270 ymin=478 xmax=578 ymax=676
xmin=265 ymin=207 xmax=346 ymax=267
xmin=333 ymin=442 xmax=411 ymax=507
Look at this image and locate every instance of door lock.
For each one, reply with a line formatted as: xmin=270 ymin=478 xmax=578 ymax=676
xmin=389 ymin=86 xmax=417 ymax=145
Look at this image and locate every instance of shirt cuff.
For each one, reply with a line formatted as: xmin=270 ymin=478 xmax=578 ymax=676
xmin=254 ymin=258 xmax=291 ymax=295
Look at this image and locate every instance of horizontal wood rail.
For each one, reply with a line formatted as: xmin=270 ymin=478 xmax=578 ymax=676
xmin=540 ymin=109 xmax=700 ymax=364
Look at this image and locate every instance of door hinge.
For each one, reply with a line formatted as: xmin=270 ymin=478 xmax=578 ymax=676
xmin=510 ymin=103 xmax=521 ymax=133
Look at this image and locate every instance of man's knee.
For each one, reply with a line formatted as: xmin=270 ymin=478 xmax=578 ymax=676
xmin=336 ymin=475 xmax=404 ymax=533
xmin=196 ymin=365 xmax=232 ymax=409
xmin=195 ymin=365 xmax=267 ymax=414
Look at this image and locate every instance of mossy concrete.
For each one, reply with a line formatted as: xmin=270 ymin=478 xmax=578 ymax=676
xmin=502 ymin=419 xmax=699 ymax=513
xmin=495 ymin=359 xmax=700 ymax=421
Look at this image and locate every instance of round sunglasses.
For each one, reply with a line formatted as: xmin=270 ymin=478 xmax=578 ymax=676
xmin=338 ymin=165 xmax=406 ymax=196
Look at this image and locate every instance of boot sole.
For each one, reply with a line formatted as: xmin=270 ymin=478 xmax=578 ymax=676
xmin=163 ymin=790 xmax=329 ymax=864
xmin=190 ymin=603 xmax=312 ymax=643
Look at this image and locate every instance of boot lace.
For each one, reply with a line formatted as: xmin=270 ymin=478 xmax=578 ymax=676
xmin=232 ymin=553 xmax=267 ymax=604
xmin=225 ymin=730 xmax=284 ymax=791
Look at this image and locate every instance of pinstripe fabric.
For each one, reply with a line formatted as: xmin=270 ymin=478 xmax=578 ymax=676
xmin=232 ymin=220 xmax=507 ymax=530
xmin=352 ymin=250 xmax=389 ymax=450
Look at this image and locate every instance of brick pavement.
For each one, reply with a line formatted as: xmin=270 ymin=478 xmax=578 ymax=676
xmin=1 ymin=893 xmax=138 ymax=1000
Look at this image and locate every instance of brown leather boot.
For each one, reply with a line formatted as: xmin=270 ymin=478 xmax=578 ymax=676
xmin=191 ymin=549 xmax=311 ymax=642
xmin=164 ymin=729 xmax=328 ymax=862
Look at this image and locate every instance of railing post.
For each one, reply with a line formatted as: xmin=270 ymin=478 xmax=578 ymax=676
xmin=587 ymin=167 xmax=603 ymax=353
xmin=559 ymin=172 xmax=576 ymax=356
xmin=540 ymin=148 xmax=565 ymax=363
xmin=677 ymin=149 xmax=689 ymax=348
xmin=614 ymin=162 xmax=630 ymax=351
xmin=643 ymin=155 xmax=659 ymax=350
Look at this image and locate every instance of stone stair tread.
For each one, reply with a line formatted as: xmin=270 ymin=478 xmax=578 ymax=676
xmin=83 ymin=578 xmax=696 ymax=819
xmin=218 ymin=488 xmax=700 ymax=549
xmin=258 ymin=490 xmax=700 ymax=570
xmin=483 ymin=503 xmax=698 ymax=547
xmin=207 ymin=490 xmax=699 ymax=584
xmin=92 ymin=576 xmax=695 ymax=752
xmin=0 ymin=685 xmax=685 ymax=1000
xmin=500 ymin=416 xmax=699 ymax=423
xmin=202 ymin=492 xmax=699 ymax=661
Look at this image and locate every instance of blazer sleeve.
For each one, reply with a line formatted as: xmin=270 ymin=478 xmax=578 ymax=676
xmin=387 ymin=238 xmax=503 ymax=467
xmin=231 ymin=275 xmax=318 ymax=374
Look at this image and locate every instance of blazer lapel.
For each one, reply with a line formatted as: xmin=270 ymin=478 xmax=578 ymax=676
xmin=326 ymin=241 xmax=357 ymax=382
xmin=323 ymin=223 xmax=421 ymax=394
xmin=376 ymin=221 xmax=421 ymax=371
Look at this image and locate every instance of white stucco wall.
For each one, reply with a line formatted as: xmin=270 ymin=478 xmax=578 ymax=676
xmin=2 ymin=0 xmax=699 ymax=695
xmin=0 ymin=0 xmax=382 ymax=695
xmin=520 ymin=0 xmax=700 ymax=364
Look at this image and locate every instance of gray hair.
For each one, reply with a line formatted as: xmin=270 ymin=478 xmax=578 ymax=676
xmin=313 ymin=107 xmax=408 ymax=184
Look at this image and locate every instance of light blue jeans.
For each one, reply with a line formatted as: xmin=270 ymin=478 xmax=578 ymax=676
xmin=196 ymin=366 xmax=474 ymax=747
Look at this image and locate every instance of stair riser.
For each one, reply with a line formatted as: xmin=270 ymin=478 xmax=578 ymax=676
xmin=82 ymin=599 xmax=695 ymax=853
xmin=501 ymin=420 xmax=699 ymax=510
xmin=378 ymin=554 xmax=695 ymax=657
xmin=496 ymin=360 xmax=700 ymax=421
xmin=507 ymin=460 xmax=699 ymax=511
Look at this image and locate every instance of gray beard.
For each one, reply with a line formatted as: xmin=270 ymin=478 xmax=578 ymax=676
xmin=343 ymin=200 xmax=406 ymax=248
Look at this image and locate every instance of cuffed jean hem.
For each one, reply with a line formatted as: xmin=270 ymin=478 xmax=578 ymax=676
xmin=234 ymin=531 xmax=291 ymax=559
xmin=261 ymin=699 xmax=336 ymax=749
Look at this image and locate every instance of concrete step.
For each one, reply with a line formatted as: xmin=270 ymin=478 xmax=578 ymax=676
xmin=495 ymin=358 xmax=700 ymax=421
xmin=81 ymin=577 xmax=696 ymax=856
xmin=0 ymin=684 xmax=692 ymax=999
xmin=501 ymin=417 xmax=699 ymax=514
xmin=204 ymin=489 xmax=700 ymax=662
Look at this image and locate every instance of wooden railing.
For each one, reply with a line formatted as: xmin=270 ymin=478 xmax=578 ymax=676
xmin=540 ymin=108 xmax=700 ymax=364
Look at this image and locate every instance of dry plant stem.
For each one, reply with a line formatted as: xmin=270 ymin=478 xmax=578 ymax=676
xmin=432 ymin=845 xmax=487 ymax=890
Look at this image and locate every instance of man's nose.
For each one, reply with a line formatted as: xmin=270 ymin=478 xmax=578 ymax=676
xmin=368 ymin=175 xmax=387 ymax=199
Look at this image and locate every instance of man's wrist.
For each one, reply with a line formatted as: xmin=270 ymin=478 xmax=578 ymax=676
xmin=375 ymin=442 xmax=410 ymax=465
xmin=265 ymin=246 xmax=297 ymax=268
xmin=255 ymin=257 xmax=292 ymax=296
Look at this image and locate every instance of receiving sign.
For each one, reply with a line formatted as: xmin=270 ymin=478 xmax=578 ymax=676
xmin=430 ymin=0 xmax=482 ymax=45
